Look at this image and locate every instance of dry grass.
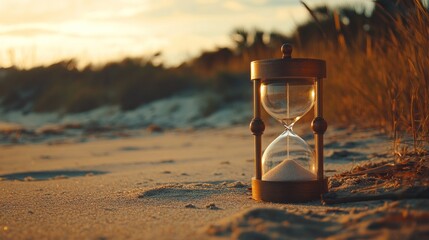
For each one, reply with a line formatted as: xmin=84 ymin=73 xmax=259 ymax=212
xmin=323 ymin=148 xmax=429 ymax=204
xmin=301 ymin=0 xmax=429 ymax=152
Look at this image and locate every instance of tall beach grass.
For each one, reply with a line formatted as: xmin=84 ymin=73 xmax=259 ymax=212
xmin=300 ymin=0 xmax=428 ymax=152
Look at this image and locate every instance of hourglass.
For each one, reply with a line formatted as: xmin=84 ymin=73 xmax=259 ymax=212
xmin=250 ymin=44 xmax=328 ymax=203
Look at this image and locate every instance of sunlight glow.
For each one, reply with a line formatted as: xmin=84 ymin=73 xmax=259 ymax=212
xmin=0 ymin=0 xmax=373 ymax=68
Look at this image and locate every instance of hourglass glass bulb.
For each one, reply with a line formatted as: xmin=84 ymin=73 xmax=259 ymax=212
xmin=260 ymin=78 xmax=316 ymax=182
xmin=260 ymin=79 xmax=315 ymax=128
xmin=261 ymin=130 xmax=316 ymax=181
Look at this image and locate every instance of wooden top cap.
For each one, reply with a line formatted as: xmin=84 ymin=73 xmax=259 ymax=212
xmin=251 ymin=43 xmax=326 ymax=80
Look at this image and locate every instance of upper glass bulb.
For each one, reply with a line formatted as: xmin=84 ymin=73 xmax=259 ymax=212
xmin=260 ymin=78 xmax=315 ymax=127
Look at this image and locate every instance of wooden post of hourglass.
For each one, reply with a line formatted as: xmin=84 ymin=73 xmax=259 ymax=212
xmin=250 ymin=79 xmax=264 ymax=180
xmin=312 ymin=78 xmax=328 ymax=182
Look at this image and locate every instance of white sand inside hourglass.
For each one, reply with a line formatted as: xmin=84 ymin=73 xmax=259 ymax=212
xmin=262 ymin=159 xmax=316 ymax=181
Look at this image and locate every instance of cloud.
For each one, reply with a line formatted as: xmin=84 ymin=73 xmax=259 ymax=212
xmin=0 ymin=1 xmax=79 ymax=25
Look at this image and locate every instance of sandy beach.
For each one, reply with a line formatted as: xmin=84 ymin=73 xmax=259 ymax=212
xmin=1 ymin=124 xmax=428 ymax=240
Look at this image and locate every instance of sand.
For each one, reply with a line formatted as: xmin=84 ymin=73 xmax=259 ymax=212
xmin=262 ymin=159 xmax=316 ymax=181
xmin=1 ymin=125 xmax=428 ymax=239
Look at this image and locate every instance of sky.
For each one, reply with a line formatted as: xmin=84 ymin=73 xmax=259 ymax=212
xmin=0 ymin=0 xmax=373 ymax=69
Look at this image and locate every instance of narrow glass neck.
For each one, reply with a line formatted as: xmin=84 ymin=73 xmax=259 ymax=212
xmin=283 ymin=122 xmax=294 ymax=131
xmin=281 ymin=117 xmax=299 ymax=131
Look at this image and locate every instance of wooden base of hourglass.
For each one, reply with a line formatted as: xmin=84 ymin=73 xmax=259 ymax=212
xmin=251 ymin=178 xmax=328 ymax=203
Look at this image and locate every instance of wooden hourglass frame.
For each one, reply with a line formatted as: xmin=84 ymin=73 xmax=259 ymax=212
xmin=250 ymin=44 xmax=328 ymax=203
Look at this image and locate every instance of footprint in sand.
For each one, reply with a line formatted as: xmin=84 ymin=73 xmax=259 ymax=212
xmin=38 ymin=155 xmax=54 ymax=160
xmin=138 ymin=182 xmax=247 ymax=201
xmin=326 ymin=150 xmax=367 ymax=161
xmin=119 ymin=146 xmax=145 ymax=151
xmin=151 ymin=159 xmax=175 ymax=164
xmin=139 ymin=187 xmax=217 ymax=201
xmin=325 ymin=140 xmax=363 ymax=149
xmin=119 ymin=146 xmax=161 ymax=151
xmin=0 ymin=170 xmax=107 ymax=181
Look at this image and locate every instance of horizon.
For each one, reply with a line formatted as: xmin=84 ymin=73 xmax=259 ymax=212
xmin=0 ymin=0 xmax=373 ymax=69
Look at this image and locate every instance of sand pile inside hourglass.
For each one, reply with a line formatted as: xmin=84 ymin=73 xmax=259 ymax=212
xmin=262 ymin=160 xmax=316 ymax=181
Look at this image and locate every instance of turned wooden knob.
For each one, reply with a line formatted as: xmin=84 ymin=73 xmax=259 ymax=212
xmin=250 ymin=118 xmax=265 ymax=136
xmin=311 ymin=116 xmax=327 ymax=134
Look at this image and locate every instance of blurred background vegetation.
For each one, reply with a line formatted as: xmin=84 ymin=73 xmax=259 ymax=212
xmin=0 ymin=0 xmax=428 ymax=149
